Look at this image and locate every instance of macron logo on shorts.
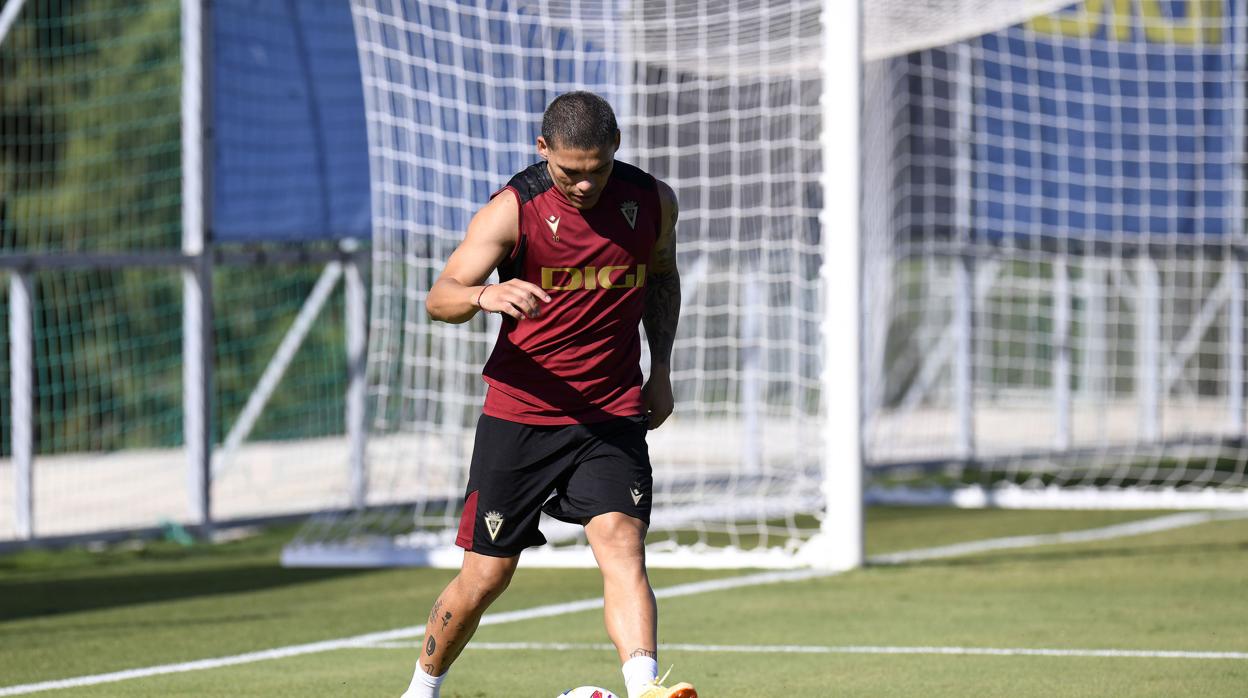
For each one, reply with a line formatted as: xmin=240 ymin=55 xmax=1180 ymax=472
xmin=630 ymin=482 xmax=644 ymax=506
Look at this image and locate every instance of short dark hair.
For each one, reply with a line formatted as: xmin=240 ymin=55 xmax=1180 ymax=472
xmin=541 ymin=91 xmax=619 ymax=150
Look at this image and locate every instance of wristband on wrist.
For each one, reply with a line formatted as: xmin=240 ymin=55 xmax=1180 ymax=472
xmin=474 ymin=284 xmax=492 ymax=310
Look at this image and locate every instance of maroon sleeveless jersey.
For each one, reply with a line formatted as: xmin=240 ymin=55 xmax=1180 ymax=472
xmin=481 ymin=160 xmax=661 ymax=425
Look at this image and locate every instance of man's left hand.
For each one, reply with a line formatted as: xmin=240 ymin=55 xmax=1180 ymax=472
xmin=642 ymin=372 xmax=674 ymax=429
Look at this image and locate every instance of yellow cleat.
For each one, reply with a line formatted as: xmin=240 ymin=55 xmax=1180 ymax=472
xmin=637 ymin=682 xmax=697 ymax=698
xmin=637 ymin=667 xmax=697 ymax=698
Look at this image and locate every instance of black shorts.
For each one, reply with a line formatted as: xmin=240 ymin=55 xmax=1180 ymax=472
xmin=455 ymin=413 xmax=652 ymax=557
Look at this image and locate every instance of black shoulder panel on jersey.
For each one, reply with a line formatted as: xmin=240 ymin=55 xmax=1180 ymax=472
xmin=497 ymin=233 xmax=527 ymax=283
xmin=506 ymin=162 xmax=554 ymax=204
xmin=610 ymin=160 xmax=657 ymax=191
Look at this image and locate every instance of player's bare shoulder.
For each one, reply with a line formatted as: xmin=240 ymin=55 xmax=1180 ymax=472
xmin=652 ymin=179 xmax=679 ymax=273
xmin=467 ymin=187 xmax=521 ymax=248
xmin=655 ymin=179 xmax=679 ymax=230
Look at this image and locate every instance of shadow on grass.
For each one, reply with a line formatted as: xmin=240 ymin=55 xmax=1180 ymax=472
xmin=0 ymin=563 xmax=370 ymax=622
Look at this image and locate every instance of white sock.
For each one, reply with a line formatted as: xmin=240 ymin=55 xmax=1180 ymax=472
xmin=401 ymin=663 xmax=448 ymax=698
xmin=622 ymin=656 xmax=659 ymax=698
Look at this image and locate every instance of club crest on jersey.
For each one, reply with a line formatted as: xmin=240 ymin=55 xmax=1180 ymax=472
xmin=545 ymin=215 xmax=561 ymax=241
xmin=620 ymin=200 xmax=639 ymax=229
xmin=483 ymin=511 xmax=505 ymax=541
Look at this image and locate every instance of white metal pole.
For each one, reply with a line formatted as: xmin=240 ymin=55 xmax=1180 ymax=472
xmin=953 ymin=42 xmax=976 ymax=461
xmin=10 ymin=272 xmax=34 ymax=539
xmin=954 ymin=256 xmax=975 ymax=459
xmin=1137 ymin=256 xmax=1161 ymax=441
xmin=345 ymin=243 xmax=369 ymax=509
xmin=1228 ymin=11 xmax=1247 ymax=434
xmin=741 ymin=268 xmax=763 ymax=475
xmin=1080 ymin=260 xmax=1106 ymax=402
xmin=1054 ymin=258 xmax=1071 ymax=450
xmin=1 ymin=0 xmax=33 ymax=541
xmin=182 ymin=0 xmax=213 ymax=534
xmin=813 ymin=0 xmax=862 ymax=571
xmin=0 ymin=0 xmax=29 ymax=48
xmin=1228 ymin=257 xmax=1243 ymax=432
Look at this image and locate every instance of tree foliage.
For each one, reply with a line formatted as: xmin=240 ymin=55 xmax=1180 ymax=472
xmin=1 ymin=1 xmax=349 ymax=455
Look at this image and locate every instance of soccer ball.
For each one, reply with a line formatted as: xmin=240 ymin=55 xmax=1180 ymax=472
xmin=556 ymin=687 xmax=618 ymax=698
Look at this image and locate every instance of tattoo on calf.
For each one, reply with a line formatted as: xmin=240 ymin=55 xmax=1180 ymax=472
xmin=441 ymin=610 xmax=452 ymax=630
xmin=426 ymin=636 xmax=437 ymax=656
xmin=424 ymin=663 xmax=436 ymax=676
xmin=629 ymin=648 xmax=658 ymax=659
xmin=428 ymin=598 xmax=443 ymax=626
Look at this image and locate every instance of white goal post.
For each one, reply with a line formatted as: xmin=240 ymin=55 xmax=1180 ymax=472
xmin=283 ymin=0 xmax=1248 ymax=571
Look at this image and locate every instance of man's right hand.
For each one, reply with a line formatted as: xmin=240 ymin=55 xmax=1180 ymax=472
xmin=478 ymin=279 xmax=552 ymax=320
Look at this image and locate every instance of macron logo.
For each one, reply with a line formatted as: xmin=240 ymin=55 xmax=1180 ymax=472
xmin=545 ymin=215 xmax=561 ymax=241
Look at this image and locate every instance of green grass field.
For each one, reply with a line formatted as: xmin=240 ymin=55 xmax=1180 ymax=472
xmin=2 ymin=507 xmax=1247 ymax=697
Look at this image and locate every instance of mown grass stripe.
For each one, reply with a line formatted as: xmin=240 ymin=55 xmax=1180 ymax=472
xmin=365 ymin=641 xmax=1248 ymax=660
xmin=1 ymin=511 xmax=1234 ymax=696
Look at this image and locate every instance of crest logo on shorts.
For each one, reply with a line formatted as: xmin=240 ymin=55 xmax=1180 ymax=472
xmin=630 ymin=482 xmax=645 ymax=506
xmin=483 ymin=510 xmax=505 ymax=541
xmin=620 ymin=200 xmax=639 ymax=229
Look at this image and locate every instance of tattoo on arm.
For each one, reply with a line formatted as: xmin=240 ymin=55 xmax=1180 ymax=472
xmin=630 ymin=648 xmax=658 ymax=659
xmin=644 ymin=193 xmax=680 ymax=367
xmin=644 ymin=271 xmax=679 ymax=366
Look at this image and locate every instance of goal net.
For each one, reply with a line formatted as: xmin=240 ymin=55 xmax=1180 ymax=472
xmin=284 ymin=0 xmax=1248 ymax=570
xmin=0 ymin=0 xmax=359 ymax=543
xmin=862 ymin=0 xmax=1248 ymax=508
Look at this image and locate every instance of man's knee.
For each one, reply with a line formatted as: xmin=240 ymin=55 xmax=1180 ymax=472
xmin=587 ymin=513 xmax=647 ymax=560
xmin=456 ymin=553 xmax=518 ymax=605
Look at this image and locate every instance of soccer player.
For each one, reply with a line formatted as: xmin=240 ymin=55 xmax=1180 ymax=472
xmin=401 ymin=92 xmax=696 ymax=698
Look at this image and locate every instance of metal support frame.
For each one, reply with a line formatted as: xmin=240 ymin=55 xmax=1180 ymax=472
xmin=1053 ymin=258 xmax=1071 ymax=450
xmin=1161 ymin=271 xmax=1233 ymax=395
xmin=1080 ymin=259 xmax=1107 ymax=403
xmin=4 ymin=0 xmax=370 ymax=550
xmin=212 ymin=262 xmax=346 ymax=478
xmin=898 ymin=259 xmax=1000 ymax=412
xmin=9 ymin=272 xmax=34 ymax=539
xmin=1228 ymin=7 xmax=1247 ymax=435
xmin=1228 ymin=258 xmax=1244 ymax=432
xmin=952 ymin=41 xmax=976 ymax=461
xmin=345 ymin=243 xmax=369 ymax=509
xmin=1136 ymin=256 xmax=1162 ymax=441
xmin=0 ymin=247 xmax=361 ymax=272
xmin=740 ymin=266 xmax=763 ymax=475
xmin=953 ymin=255 xmax=976 ymax=459
xmin=182 ymin=0 xmax=214 ymax=534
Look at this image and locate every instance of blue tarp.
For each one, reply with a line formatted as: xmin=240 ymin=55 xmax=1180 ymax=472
xmin=976 ymin=0 xmax=1239 ymax=242
xmin=212 ymin=0 xmax=371 ymax=242
xmin=210 ymin=0 xmax=620 ymax=243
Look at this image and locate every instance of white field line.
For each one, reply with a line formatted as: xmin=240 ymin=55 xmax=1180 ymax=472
xmin=866 ymin=510 xmax=1248 ymax=565
xmin=363 ymin=640 xmax=1248 ymax=661
xmin=0 ymin=570 xmax=822 ymax=697
xmin=1 ymin=511 xmax=1243 ymax=696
